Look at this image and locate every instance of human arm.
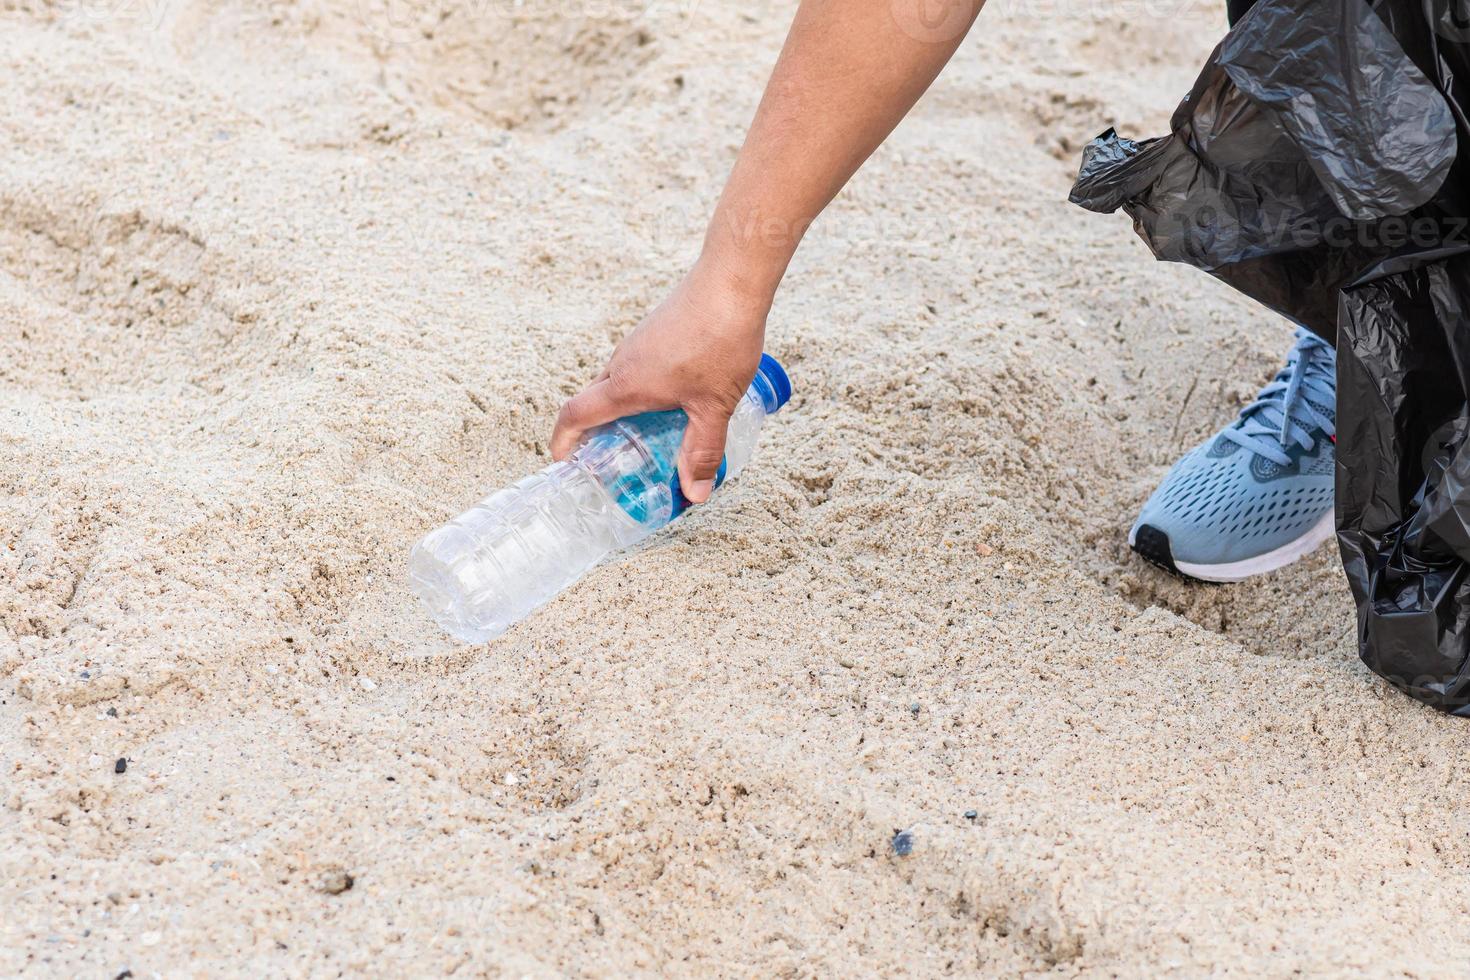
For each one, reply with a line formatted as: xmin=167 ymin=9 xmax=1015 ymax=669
xmin=550 ymin=0 xmax=983 ymax=501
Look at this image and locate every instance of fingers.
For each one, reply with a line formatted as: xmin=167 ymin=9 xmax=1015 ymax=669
xmin=677 ymin=408 xmax=731 ymax=505
xmin=550 ymin=378 xmax=629 ymax=461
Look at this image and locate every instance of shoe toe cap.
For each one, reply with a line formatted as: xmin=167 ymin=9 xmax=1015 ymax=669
xmin=1129 ymin=522 xmax=1182 ymax=575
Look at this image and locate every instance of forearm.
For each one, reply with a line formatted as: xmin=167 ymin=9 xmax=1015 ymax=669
xmin=701 ymin=0 xmax=983 ymax=301
xmin=552 ymin=0 xmax=980 ymax=490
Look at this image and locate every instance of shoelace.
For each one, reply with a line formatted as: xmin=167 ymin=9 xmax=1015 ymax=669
xmin=1219 ymin=327 xmax=1336 ymax=468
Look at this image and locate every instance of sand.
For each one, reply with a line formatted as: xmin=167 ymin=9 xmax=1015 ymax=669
xmin=4 ymin=0 xmax=1470 ymax=973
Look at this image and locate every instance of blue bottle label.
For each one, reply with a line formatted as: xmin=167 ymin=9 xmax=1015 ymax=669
xmin=590 ymin=409 xmax=731 ymax=525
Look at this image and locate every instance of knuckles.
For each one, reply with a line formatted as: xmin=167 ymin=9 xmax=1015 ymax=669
xmin=554 ymin=400 xmax=581 ymax=429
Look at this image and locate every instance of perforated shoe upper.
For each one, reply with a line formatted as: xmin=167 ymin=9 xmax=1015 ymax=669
xmin=1131 ymin=328 xmax=1336 ymax=569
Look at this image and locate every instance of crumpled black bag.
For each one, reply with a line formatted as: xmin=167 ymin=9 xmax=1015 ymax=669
xmin=1070 ymin=0 xmax=1470 ymax=713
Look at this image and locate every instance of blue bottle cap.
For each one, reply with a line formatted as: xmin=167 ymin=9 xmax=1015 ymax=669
xmin=756 ymin=353 xmax=792 ymax=413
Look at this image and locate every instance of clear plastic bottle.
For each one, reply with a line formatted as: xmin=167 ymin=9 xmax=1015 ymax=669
xmin=409 ymin=354 xmax=792 ymax=643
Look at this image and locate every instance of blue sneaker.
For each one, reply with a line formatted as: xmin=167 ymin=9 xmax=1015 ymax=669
xmin=1129 ymin=327 xmax=1336 ymax=582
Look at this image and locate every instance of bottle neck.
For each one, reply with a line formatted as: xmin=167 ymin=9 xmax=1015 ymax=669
xmin=749 ymin=371 xmax=781 ymax=415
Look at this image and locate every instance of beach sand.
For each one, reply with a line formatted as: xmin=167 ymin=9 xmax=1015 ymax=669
xmin=4 ymin=0 xmax=1469 ymax=973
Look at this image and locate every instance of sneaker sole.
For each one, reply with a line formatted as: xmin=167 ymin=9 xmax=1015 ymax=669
xmin=1127 ymin=510 xmax=1336 ymax=584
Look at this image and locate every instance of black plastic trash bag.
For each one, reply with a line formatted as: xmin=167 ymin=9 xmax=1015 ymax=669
xmin=1337 ymin=245 xmax=1470 ymax=712
xmin=1069 ymin=0 xmax=1470 ymax=713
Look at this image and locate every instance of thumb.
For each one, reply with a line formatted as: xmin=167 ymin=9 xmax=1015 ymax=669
xmin=677 ymin=407 xmax=731 ymax=505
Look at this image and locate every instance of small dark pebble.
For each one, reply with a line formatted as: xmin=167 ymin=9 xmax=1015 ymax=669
xmin=909 ymin=703 xmax=920 ymax=716
xmin=964 ymin=810 xmax=978 ymax=822
xmin=106 ymin=707 xmax=118 ymax=718
xmin=386 ymin=776 xmax=395 ymax=782
xmin=80 ymin=671 xmax=90 ymax=679
xmin=891 ymin=829 xmax=915 ymax=857
xmin=315 ymin=868 xmax=354 ymax=895
xmin=114 ymin=758 xmax=127 ymax=774
xmin=114 ymin=970 xmax=133 ymax=980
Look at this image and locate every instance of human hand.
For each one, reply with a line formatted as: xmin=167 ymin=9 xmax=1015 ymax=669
xmin=550 ymin=259 xmax=770 ymax=505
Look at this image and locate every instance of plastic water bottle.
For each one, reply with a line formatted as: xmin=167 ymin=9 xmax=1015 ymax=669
xmin=409 ymin=354 xmax=792 ymax=643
